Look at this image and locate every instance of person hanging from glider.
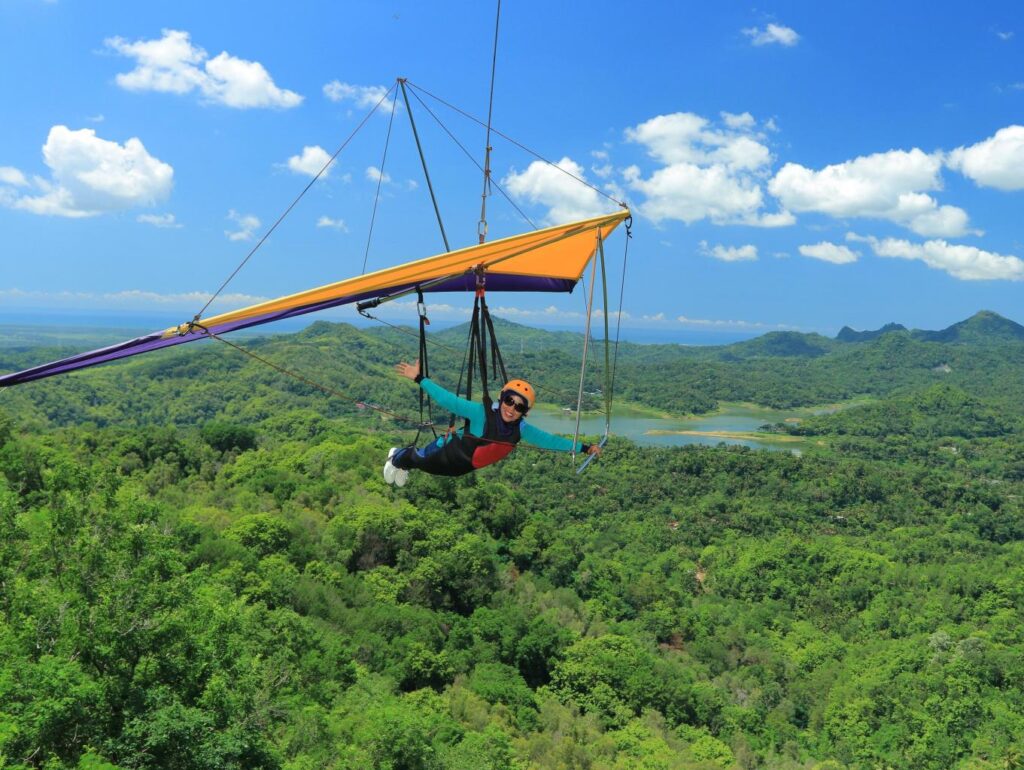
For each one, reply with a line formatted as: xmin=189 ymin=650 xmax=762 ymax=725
xmin=382 ymin=358 xmax=600 ymax=485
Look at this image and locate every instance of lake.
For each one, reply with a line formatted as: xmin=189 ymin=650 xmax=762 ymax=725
xmin=527 ymin=402 xmax=809 ymax=451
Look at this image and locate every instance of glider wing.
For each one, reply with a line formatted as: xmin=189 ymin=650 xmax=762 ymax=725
xmin=1 ymin=210 xmax=629 ymax=386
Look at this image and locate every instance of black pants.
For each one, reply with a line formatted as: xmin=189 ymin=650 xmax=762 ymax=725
xmin=391 ymin=438 xmax=472 ymax=477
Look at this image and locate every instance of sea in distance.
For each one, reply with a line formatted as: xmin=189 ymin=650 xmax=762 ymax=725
xmin=0 ymin=309 xmax=760 ymax=346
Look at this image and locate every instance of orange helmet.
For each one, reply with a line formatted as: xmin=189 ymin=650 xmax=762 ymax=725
xmin=501 ymin=379 xmax=536 ymax=409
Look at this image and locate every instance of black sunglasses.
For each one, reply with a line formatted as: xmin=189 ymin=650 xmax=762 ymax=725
xmin=502 ymin=394 xmax=529 ymax=413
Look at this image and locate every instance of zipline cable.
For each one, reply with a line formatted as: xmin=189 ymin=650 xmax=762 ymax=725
xmin=478 ymin=0 xmax=502 ymax=244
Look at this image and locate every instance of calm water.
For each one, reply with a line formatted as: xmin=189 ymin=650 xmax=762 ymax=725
xmin=527 ymin=403 xmax=798 ymax=450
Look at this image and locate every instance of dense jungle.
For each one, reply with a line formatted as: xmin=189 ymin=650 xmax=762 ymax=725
xmin=1 ymin=310 xmax=1022 ymax=770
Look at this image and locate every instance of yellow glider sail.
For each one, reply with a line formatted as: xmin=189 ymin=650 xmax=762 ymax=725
xmin=0 ymin=209 xmax=630 ymax=386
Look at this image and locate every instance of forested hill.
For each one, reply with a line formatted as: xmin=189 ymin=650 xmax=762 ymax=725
xmin=1 ymin=313 xmax=1023 ymax=769
xmin=2 ymin=310 xmax=1024 ymax=427
xmin=838 ymin=310 xmax=1024 ymax=345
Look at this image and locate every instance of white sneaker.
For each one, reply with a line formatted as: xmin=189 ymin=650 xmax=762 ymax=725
xmin=394 ymin=467 xmax=409 ymax=487
xmin=383 ymin=447 xmax=399 ymax=484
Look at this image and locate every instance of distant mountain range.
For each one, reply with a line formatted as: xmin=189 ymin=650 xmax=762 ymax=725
xmin=837 ymin=310 xmax=1024 ymax=345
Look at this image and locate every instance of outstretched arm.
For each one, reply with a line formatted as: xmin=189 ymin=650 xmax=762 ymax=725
xmin=395 ymin=359 xmax=483 ymax=424
xmin=520 ymin=420 xmax=602 ymax=456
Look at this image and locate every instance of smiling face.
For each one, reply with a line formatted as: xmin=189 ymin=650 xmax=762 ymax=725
xmin=499 ymin=392 xmax=528 ymax=423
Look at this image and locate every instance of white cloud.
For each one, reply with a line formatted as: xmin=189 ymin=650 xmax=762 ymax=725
xmin=382 ymin=300 xmax=632 ymax=326
xmin=743 ymin=23 xmax=800 ymax=47
xmin=379 ymin=299 xmax=471 ymax=320
xmin=721 ymin=111 xmax=756 ymax=129
xmin=798 ymin=241 xmax=858 ymax=264
xmin=769 ymin=148 xmax=972 ymax=237
xmin=623 ymin=112 xmax=791 ymax=227
xmin=366 ymin=166 xmax=391 ymax=184
xmin=751 ymin=210 xmax=797 ymax=227
xmin=225 ymin=209 xmax=260 ymax=241
xmin=627 ymin=162 xmax=766 ymax=225
xmin=0 ymin=167 xmax=29 ymax=187
xmin=106 ymin=29 xmax=302 ymax=109
xmin=699 ymin=240 xmax=758 ymax=262
xmin=851 ymin=233 xmax=1024 ymax=281
xmin=137 ymin=213 xmax=181 ymax=228
xmin=323 ymin=81 xmax=394 ymax=111
xmin=493 ymin=304 xmax=584 ymax=322
xmin=946 ymin=125 xmax=1024 ymax=191
xmin=996 ymin=30 xmax=1014 ymax=41
xmin=287 ymin=145 xmax=333 ymax=178
xmin=1 ymin=126 xmax=172 ymax=218
xmin=677 ymin=314 xmax=783 ymax=329
xmin=316 ymin=215 xmax=348 ymax=231
xmin=0 ymin=287 xmax=268 ymax=310
xmin=626 ymin=112 xmax=770 ymax=170
xmin=503 ymin=157 xmax=612 ymax=224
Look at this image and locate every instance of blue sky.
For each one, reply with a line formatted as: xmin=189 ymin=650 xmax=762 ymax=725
xmin=1 ymin=0 xmax=1022 ymax=341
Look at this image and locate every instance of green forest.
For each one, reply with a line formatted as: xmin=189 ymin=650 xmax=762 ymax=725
xmin=1 ymin=312 xmax=1023 ymax=769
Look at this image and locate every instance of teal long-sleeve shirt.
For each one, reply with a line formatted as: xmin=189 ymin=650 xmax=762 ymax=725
xmin=419 ymin=377 xmax=584 ymax=453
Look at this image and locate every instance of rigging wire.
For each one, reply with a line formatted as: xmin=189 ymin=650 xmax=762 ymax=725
xmin=608 ymin=216 xmax=632 ymax=414
xmin=195 ymin=325 xmax=565 ymax=453
xmin=405 ymin=80 xmax=626 ymax=209
xmin=359 ymin=306 xmax=608 ymax=417
xmin=201 ymin=327 xmax=429 ymax=426
xmin=166 ymin=42 xmax=631 ymax=454
xmin=362 ymin=86 xmax=400 ymax=274
xmin=571 ymin=239 xmax=602 ymax=462
xmin=193 ymin=82 xmax=398 ymax=321
xmin=406 ymin=87 xmax=536 ymax=230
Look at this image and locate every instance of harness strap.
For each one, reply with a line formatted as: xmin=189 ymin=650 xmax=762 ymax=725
xmin=411 ymin=287 xmax=437 ymax=446
xmin=452 ymin=269 xmax=507 ymax=432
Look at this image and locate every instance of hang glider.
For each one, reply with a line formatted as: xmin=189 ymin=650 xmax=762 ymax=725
xmin=0 ymin=209 xmax=630 ymax=387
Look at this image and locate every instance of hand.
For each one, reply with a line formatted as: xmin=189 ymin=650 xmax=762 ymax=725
xmin=395 ymin=359 xmax=421 ymax=381
xmin=585 ymin=444 xmax=602 ymax=456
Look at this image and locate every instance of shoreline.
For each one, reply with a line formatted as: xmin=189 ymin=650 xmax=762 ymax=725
xmin=645 ymin=429 xmax=805 ymax=443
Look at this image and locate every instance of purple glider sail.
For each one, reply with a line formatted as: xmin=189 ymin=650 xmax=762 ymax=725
xmin=0 ymin=210 xmax=629 ymax=387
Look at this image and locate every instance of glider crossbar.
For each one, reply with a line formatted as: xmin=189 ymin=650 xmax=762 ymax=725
xmin=400 ymin=79 xmax=450 ymax=252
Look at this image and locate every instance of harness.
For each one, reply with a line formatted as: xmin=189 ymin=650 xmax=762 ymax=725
xmin=431 ymin=397 xmax=521 ymax=476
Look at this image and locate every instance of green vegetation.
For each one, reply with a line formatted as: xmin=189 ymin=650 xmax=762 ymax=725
xmin=1 ymin=312 xmax=1023 ymax=769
